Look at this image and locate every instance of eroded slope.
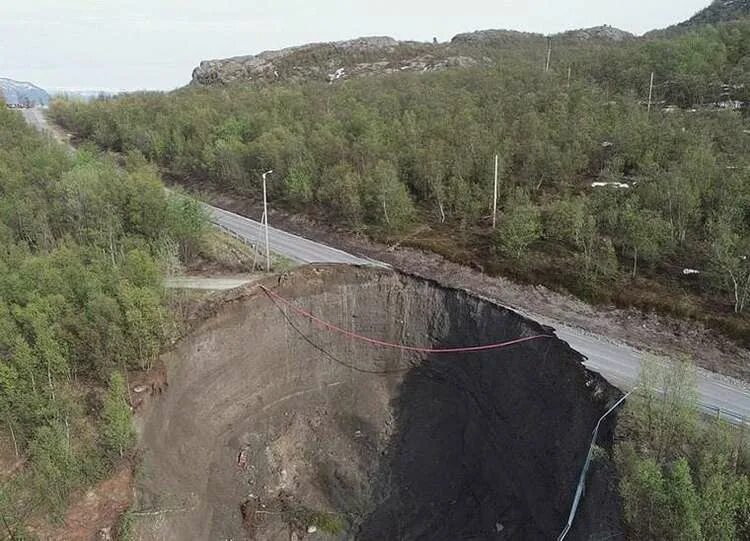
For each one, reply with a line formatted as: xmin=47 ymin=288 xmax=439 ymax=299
xmin=135 ymin=266 xmax=621 ymax=540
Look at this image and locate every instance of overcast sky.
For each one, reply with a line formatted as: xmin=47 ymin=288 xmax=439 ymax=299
xmin=0 ymin=0 xmax=710 ymax=91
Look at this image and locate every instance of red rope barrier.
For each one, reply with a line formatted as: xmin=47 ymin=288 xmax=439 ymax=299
xmin=260 ymin=285 xmax=552 ymax=354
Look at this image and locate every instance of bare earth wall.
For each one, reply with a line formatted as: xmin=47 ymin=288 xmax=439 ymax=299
xmin=135 ymin=265 xmax=622 ymax=540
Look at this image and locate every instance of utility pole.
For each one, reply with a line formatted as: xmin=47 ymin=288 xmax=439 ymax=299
xmin=262 ymin=170 xmax=273 ymax=272
xmin=492 ymin=154 xmax=499 ymax=229
xmin=647 ymin=72 xmax=655 ymax=113
xmin=545 ymin=38 xmax=552 ymax=73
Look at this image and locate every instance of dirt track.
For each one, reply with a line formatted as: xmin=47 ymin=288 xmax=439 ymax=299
xmin=134 ymin=265 xmax=622 ymax=540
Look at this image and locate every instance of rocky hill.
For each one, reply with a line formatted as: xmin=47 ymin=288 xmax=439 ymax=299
xmin=0 ymin=78 xmax=50 ymax=106
xmin=450 ymin=29 xmax=546 ymax=46
xmin=647 ymin=0 xmax=750 ymax=36
xmin=190 ymin=25 xmax=632 ymax=87
xmin=451 ymin=25 xmax=633 ymax=45
xmin=681 ymin=0 xmax=750 ymax=26
xmin=191 ymin=36 xmax=469 ymax=86
xmin=555 ymin=25 xmax=634 ymax=42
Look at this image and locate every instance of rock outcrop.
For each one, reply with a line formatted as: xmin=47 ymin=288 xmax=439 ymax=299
xmin=191 ymin=23 xmax=640 ymax=88
xmin=450 ymin=28 xmax=546 ymax=46
xmin=191 ymin=36 xmax=467 ymax=86
xmin=555 ymin=25 xmax=635 ymax=42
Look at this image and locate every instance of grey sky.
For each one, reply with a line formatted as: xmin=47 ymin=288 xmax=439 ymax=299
xmin=1 ymin=0 xmax=710 ymax=91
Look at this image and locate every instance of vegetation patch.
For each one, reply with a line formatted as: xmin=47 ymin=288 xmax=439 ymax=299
xmin=615 ymin=358 xmax=750 ymax=539
xmin=49 ymin=19 xmax=750 ymax=346
xmin=0 ymin=106 xmax=209 ymax=536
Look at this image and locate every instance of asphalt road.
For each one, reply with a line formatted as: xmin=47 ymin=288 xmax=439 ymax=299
xmin=209 ymin=202 xmax=750 ymax=423
xmin=21 ymin=107 xmax=750 ymax=423
xmin=165 ymin=275 xmax=258 ymax=291
xmin=209 ymin=205 xmax=383 ymax=266
xmin=19 ymin=107 xmax=46 ymax=130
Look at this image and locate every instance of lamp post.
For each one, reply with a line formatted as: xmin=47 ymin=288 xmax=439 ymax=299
xmin=262 ymin=170 xmax=273 ymax=272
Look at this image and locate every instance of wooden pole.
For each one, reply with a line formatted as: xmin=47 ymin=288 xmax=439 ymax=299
xmin=492 ymin=154 xmax=499 ymax=229
xmin=647 ymin=72 xmax=654 ymax=113
xmin=262 ymin=171 xmax=272 ymax=272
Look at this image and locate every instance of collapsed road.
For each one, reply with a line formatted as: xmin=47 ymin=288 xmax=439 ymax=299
xmin=207 ymin=204 xmax=750 ymax=424
xmin=136 ymin=266 xmax=623 ymax=540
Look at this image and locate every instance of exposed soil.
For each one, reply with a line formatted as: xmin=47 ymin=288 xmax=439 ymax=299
xmin=202 ymin=190 xmax=750 ymax=383
xmin=134 ymin=265 xmax=622 ymax=540
xmin=26 ymin=464 xmax=133 ymax=541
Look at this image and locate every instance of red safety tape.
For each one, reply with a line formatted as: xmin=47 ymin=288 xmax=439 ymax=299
xmin=260 ymin=285 xmax=552 ymax=354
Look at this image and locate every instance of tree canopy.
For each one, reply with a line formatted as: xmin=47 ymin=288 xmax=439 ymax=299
xmin=0 ymin=106 xmax=206 ymax=535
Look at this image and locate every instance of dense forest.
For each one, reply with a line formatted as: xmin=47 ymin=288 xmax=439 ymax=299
xmin=50 ymin=20 xmax=750 ymax=347
xmin=0 ymin=106 xmax=206 ymax=536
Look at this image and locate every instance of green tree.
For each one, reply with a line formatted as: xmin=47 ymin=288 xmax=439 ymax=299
xmin=543 ymin=195 xmax=586 ymax=247
xmin=618 ymin=357 xmax=698 ymax=463
xmin=576 ymin=215 xmax=618 ymax=283
xmin=618 ymin=452 xmax=669 ymax=539
xmin=619 ymin=202 xmax=671 ymax=278
xmin=362 ymin=160 xmax=415 ymax=231
xmin=497 ymin=189 xmax=541 ymax=259
xmin=666 ymin=458 xmax=702 ymax=540
xmin=100 ymin=371 xmax=134 ymax=460
xmin=166 ymin=193 xmax=208 ymax=260
xmin=29 ymin=422 xmax=81 ymax=515
xmin=698 ymin=451 xmax=740 ymax=540
xmin=317 ymin=164 xmax=362 ymax=225
xmin=735 ymin=476 xmax=750 ymax=541
xmin=284 ymin=161 xmax=315 ymax=208
xmin=708 ymin=215 xmax=750 ymax=313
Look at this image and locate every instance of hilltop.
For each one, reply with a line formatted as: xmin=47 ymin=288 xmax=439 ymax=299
xmin=0 ymin=77 xmax=50 ymax=106
xmin=648 ymin=0 xmax=750 ymax=36
xmin=682 ymin=0 xmax=750 ymax=26
xmin=190 ymin=25 xmax=632 ymax=86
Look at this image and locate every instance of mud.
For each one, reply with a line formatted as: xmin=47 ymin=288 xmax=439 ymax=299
xmin=135 ymin=265 xmax=622 ymax=540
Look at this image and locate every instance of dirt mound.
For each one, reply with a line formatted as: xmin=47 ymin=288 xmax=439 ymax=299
xmin=135 ymin=265 xmax=622 ymax=540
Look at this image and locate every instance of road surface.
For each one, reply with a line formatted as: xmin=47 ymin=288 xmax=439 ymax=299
xmin=165 ymin=275 xmax=257 ymax=291
xmin=19 ymin=107 xmax=48 ymax=131
xmin=209 ymin=203 xmax=750 ymax=424
xmin=21 ymin=107 xmax=750 ymax=423
xmin=209 ymin=205 xmax=383 ymax=266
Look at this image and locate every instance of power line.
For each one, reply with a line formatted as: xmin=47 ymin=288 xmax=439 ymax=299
xmin=260 ymin=285 xmax=553 ymax=354
xmin=265 ymin=291 xmax=414 ymax=375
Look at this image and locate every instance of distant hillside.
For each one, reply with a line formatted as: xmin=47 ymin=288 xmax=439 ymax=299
xmin=49 ymin=89 xmax=120 ymax=102
xmin=648 ymin=0 xmax=750 ymax=36
xmin=190 ymin=26 xmax=633 ymax=87
xmin=0 ymin=77 xmax=50 ymax=106
xmin=682 ymin=0 xmax=750 ymax=26
xmin=191 ymin=36 xmax=459 ymax=86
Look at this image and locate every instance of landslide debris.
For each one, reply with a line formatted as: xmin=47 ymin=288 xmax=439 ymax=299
xmin=135 ymin=265 xmax=622 ymax=540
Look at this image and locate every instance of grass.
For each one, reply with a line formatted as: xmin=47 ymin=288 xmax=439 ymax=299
xmin=282 ymin=505 xmax=346 ymax=535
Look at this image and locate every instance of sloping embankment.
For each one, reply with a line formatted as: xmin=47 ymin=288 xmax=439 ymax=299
xmin=135 ymin=265 xmax=622 ymax=540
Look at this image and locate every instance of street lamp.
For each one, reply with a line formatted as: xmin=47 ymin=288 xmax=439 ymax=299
xmin=262 ymin=170 xmax=273 ymax=272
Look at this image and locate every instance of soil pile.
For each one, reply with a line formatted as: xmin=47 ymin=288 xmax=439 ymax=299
xmin=135 ymin=265 xmax=622 ymax=540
